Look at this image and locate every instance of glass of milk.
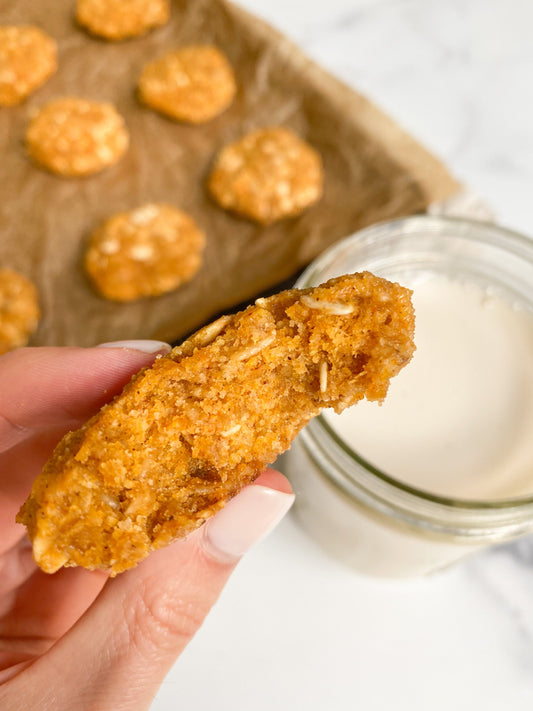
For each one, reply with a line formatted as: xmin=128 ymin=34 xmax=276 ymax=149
xmin=283 ymin=215 xmax=533 ymax=577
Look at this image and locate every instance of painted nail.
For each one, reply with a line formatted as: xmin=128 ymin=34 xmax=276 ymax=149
xmin=202 ymin=485 xmax=295 ymax=563
xmin=97 ymin=339 xmax=171 ymax=354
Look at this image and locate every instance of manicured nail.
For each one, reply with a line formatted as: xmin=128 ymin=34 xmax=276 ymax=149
xmin=97 ymin=339 xmax=171 ymax=354
xmin=202 ymin=485 xmax=295 ymax=563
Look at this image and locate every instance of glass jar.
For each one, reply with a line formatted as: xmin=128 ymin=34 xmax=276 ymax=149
xmin=282 ymin=215 xmax=533 ymax=577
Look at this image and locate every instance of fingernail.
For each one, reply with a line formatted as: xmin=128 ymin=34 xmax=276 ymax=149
xmin=97 ymin=339 xmax=172 ymax=354
xmin=202 ymin=485 xmax=295 ymax=563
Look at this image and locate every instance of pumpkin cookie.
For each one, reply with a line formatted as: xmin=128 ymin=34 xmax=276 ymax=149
xmin=138 ymin=45 xmax=236 ymax=124
xmin=76 ymin=0 xmax=170 ymax=41
xmin=208 ymin=127 xmax=323 ymax=224
xmin=0 ymin=25 xmax=57 ymax=106
xmin=0 ymin=269 xmax=40 ymax=354
xmin=26 ymin=97 xmax=129 ymax=177
xmin=85 ymin=203 xmax=206 ymax=301
xmin=17 ymin=272 xmax=415 ymax=575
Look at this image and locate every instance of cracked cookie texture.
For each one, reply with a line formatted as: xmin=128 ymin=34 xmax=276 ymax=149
xmin=17 ymin=272 xmax=415 ymax=575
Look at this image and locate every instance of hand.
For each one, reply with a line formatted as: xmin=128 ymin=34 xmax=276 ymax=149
xmin=0 ymin=343 xmax=294 ymax=711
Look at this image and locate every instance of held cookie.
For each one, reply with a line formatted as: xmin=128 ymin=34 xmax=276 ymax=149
xmin=0 ymin=269 xmax=40 ymax=354
xmin=207 ymin=127 xmax=324 ymax=224
xmin=0 ymin=25 xmax=57 ymax=106
xmin=138 ymin=45 xmax=236 ymax=124
xmin=76 ymin=0 xmax=170 ymax=41
xmin=17 ymin=272 xmax=415 ymax=575
xmin=26 ymin=97 xmax=129 ymax=177
xmin=85 ymin=203 xmax=206 ymax=301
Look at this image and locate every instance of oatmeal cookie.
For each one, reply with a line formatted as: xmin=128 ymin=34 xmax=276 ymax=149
xmin=208 ymin=127 xmax=324 ymax=224
xmin=0 ymin=269 xmax=40 ymax=354
xmin=18 ymin=272 xmax=415 ymax=575
xmin=85 ymin=203 xmax=206 ymax=301
xmin=138 ymin=45 xmax=236 ymax=124
xmin=76 ymin=0 xmax=170 ymax=41
xmin=26 ymin=97 xmax=129 ymax=177
xmin=0 ymin=25 xmax=57 ymax=106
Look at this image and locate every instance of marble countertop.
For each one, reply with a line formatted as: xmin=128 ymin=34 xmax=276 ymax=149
xmin=153 ymin=1 xmax=533 ymax=709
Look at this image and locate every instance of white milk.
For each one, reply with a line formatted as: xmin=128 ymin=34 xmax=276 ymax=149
xmin=324 ymin=275 xmax=533 ymax=500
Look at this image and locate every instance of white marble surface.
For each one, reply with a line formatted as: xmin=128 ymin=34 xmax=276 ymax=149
xmin=153 ymin=2 xmax=533 ymax=709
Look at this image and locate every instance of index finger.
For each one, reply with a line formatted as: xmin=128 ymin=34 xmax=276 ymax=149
xmin=0 ymin=344 xmax=168 ymax=454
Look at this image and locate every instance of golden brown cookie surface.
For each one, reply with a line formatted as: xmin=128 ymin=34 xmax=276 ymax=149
xmin=76 ymin=0 xmax=170 ymax=40
xmin=208 ymin=127 xmax=324 ymax=224
xmin=85 ymin=203 xmax=206 ymax=301
xmin=0 ymin=25 xmax=57 ymax=106
xmin=138 ymin=45 xmax=236 ymax=124
xmin=26 ymin=97 xmax=129 ymax=176
xmin=0 ymin=269 xmax=40 ymax=354
xmin=17 ymin=272 xmax=415 ymax=575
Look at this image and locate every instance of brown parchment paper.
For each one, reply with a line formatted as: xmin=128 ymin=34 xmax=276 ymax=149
xmin=0 ymin=0 xmax=459 ymax=347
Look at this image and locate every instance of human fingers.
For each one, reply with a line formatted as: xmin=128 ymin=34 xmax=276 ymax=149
xmin=0 ymin=342 xmax=170 ymax=454
xmin=0 ymin=342 xmax=171 ymax=556
xmin=0 ymin=539 xmax=35 ymax=613
xmin=0 ymin=428 xmax=73 ymax=555
xmin=1 ymin=470 xmax=294 ymax=711
xmin=0 ymin=566 xmax=108 ymax=675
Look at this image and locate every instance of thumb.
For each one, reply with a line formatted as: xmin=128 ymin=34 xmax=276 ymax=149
xmin=8 ymin=470 xmax=294 ymax=711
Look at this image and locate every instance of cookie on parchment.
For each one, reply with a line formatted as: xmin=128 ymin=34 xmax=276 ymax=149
xmin=76 ymin=0 xmax=170 ymax=41
xmin=0 ymin=25 xmax=57 ymax=106
xmin=85 ymin=203 xmax=206 ymax=301
xmin=26 ymin=97 xmax=129 ymax=177
xmin=207 ymin=127 xmax=324 ymax=224
xmin=0 ymin=269 xmax=40 ymax=354
xmin=138 ymin=45 xmax=236 ymax=124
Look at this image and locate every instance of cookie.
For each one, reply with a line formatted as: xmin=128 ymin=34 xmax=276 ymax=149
xmin=138 ymin=45 xmax=236 ymax=124
xmin=76 ymin=0 xmax=170 ymax=41
xmin=0 ymin=269 xmax=40 ymax=354
xmin=26 ymin=97 xmax=129 ymax=177
xmin=207 ymin=127 xmax=324 ymax=224
xmin=85 ymin=203 xmax=206 ymax=301
xmin=0 ymin=25 xmax=57 ymax=106
xmin=17 ymin=272 xmax=415 ymax=575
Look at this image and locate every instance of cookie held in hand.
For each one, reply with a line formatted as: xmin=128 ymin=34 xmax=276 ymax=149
xmin=17 ymin=272 xmax=415 ymax=575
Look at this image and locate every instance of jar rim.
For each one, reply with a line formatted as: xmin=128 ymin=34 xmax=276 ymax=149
xmin=295 ymin=214 xmax=533 ymax=529
xmin=299 ymin=214 xmax=533 ymax=289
